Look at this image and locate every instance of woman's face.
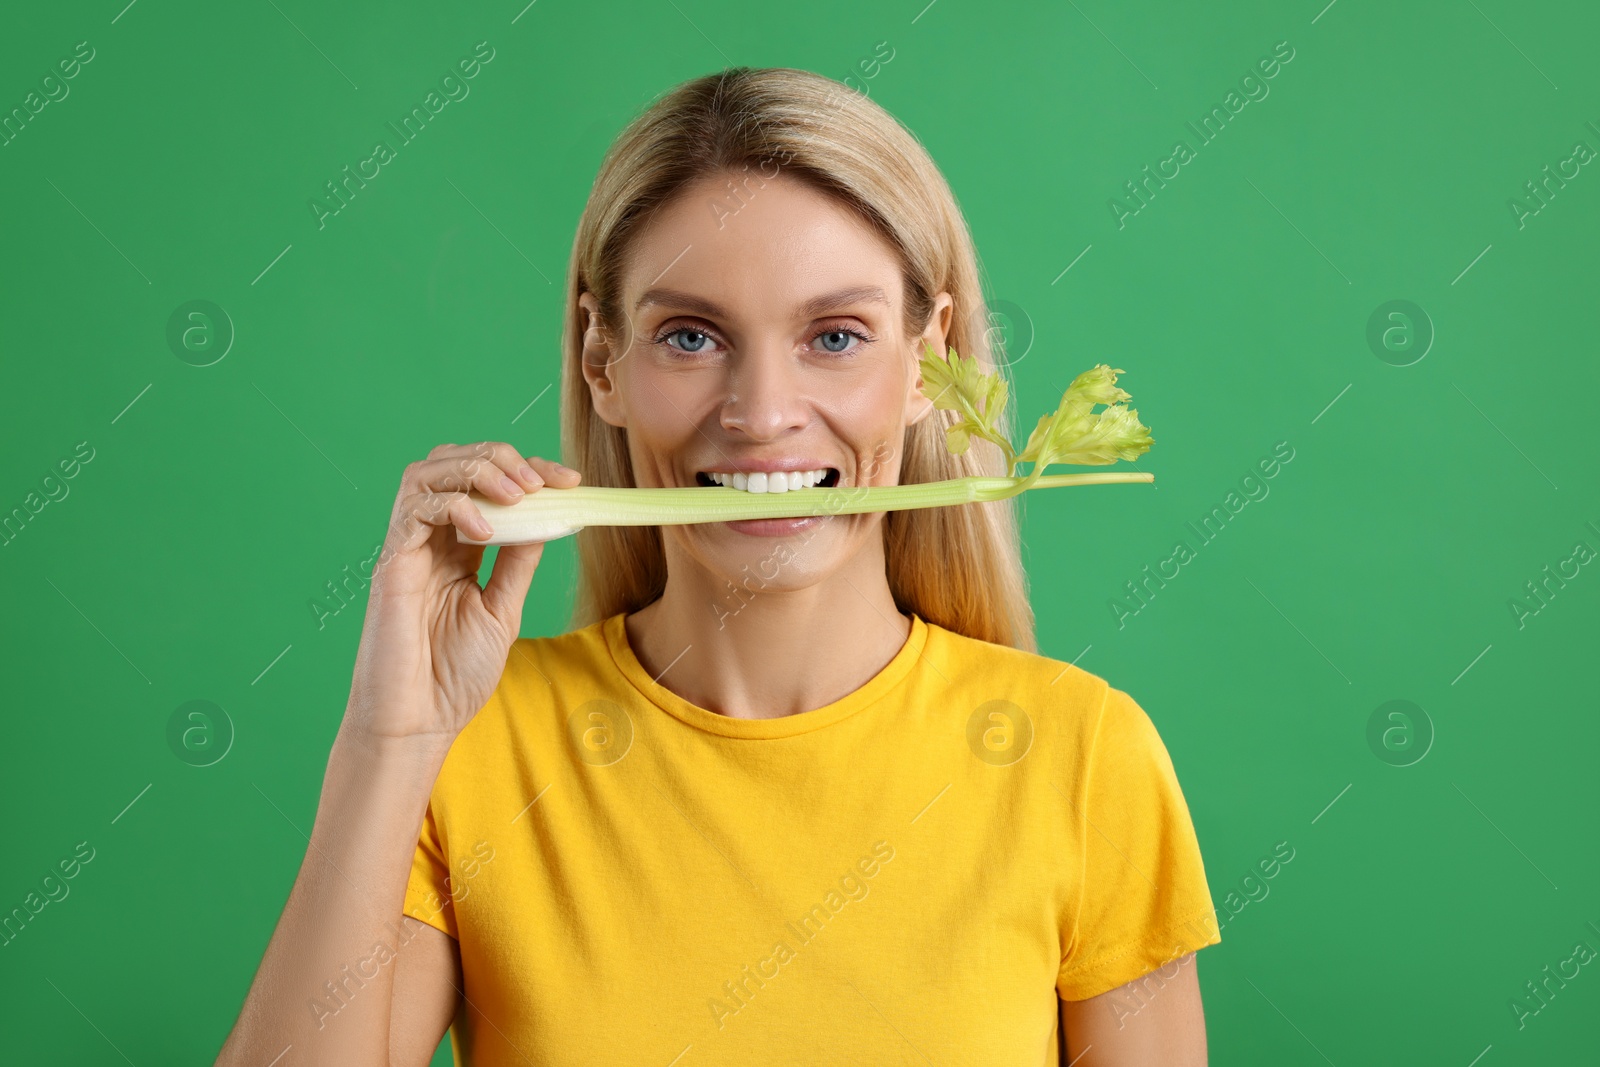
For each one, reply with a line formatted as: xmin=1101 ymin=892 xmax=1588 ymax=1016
xmin=580 ymin=170 xmax=952 ymax=588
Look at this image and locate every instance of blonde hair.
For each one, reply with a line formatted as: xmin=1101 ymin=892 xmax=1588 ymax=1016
xmin=559 ymin=66 xmax=1037 ymax=652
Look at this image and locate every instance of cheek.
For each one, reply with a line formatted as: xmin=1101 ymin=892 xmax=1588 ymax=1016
xmin=852 ymin=436 xmax=902 ymax=484
xmin=618 ymin=370 xmax=712 ymax=483
xmin=822 ymin=366 xmax=911 ymax=484
xmin=844 ymin=410 xmax=907 ymax=486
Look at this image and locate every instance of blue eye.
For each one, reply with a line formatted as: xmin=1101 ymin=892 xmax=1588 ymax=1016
xmin=652 ymin=324 xmax=872 ymax=357
xmin=657 ymin=328 xmax=718 ymax=353
xmin=814 ymin=328 xmax=870 ymax=354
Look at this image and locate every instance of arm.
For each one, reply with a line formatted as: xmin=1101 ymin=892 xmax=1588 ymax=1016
xmin=1057 ymin=683 xmax=1218 ymax=1064
xmin=211 ymin=443 xmax=578 ymax=1066
xmin=1061 ymin=952 xmax=1207 ymax=1066
xmin=211 ymin=729 xmax=456 ymax=1066
xmin=390 ymin=914 xmax=464 ymax=1062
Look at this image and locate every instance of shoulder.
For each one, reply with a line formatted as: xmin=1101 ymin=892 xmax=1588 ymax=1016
xmin=920 ymin=619 xmax=1117 ymax=750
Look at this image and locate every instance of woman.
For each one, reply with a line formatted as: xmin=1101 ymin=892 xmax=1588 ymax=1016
xmin=216 ymin=67 xmax=1219 ymax=1066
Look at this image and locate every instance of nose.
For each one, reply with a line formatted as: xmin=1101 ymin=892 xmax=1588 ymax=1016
xmin=718 ymin=348 xmax=809 ymax=440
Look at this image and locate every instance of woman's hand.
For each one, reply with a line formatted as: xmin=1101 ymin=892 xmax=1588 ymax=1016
xmin=341 ymin=441 xmax=581 ymax=744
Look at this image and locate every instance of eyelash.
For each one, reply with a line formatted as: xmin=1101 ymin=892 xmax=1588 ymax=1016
xmin=651 ymin=323 xmax=874 ymax=357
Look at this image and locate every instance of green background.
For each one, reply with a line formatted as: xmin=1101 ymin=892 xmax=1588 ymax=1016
xmin=2 ymin=0 xmax=1596 ymax=1062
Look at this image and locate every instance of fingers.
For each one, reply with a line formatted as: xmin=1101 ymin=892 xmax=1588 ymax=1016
xmin=405 ymin=442 xmax=538 ymax=504
xmin=520 ymin=454 xmax=583 ymax=488
xmin=406 ymin=444 xmax=581 ymax=497
xmin=481 ymin=540 xmax=544 ymax=626
xmin=386 ymin=443 xmax=582 ymax=556
xmin=389 ymin=490 xmax=495 ymax=555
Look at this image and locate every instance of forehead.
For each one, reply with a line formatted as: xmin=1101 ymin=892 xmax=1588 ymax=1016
xmin=621 ymin=172 xmax=905 ymax=322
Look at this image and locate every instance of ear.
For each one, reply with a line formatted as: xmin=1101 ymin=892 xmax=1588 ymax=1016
xmin=905 ymin=291 xmax=954 ymax=427
xmin=578 ymin=291 xmax=629 ymax=428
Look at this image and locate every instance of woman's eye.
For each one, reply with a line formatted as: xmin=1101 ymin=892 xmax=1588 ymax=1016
xmin=814 ymin=329 xmax=866 ymax=354
xmin=659 ymin=328 xmax=718 ymax=353
xmin=655 ymin=326 xmax=869 ymax=355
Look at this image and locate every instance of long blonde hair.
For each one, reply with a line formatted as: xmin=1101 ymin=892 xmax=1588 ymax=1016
xmin=559 ymin=66 xmax=1037 ymax=652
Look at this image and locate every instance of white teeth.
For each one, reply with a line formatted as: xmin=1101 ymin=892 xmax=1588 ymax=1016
xmin=706 ymin=468 xmax=830 ymax=492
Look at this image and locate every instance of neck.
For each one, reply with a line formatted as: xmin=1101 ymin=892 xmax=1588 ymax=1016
xmin=625 ymin=530 xmax=911 ymax=720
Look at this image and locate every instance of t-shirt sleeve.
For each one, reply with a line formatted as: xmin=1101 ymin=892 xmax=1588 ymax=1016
xmin=402 ymin=797 xmax=459 ymax=940
xmin=1056 ymin=684 xmax=1220 ymax=1000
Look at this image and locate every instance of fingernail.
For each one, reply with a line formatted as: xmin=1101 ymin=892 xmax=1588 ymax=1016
xmin=555 ymin=463 xmax=578 ymax=476
xmin=499 ymin=475 xmax=524 ymax=498
xmin=519 ymin=465 xmax=542 ymax=486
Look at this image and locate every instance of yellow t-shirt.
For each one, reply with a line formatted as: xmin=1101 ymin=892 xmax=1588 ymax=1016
xmin=403 ymin=611 xmax=1220 ymax=1065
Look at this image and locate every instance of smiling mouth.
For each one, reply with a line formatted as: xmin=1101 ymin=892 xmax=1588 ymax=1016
xmin=694 ymin=468 xmax=841 ymax=492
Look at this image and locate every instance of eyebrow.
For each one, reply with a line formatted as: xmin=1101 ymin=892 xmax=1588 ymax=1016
xmin=633 ymin=284 xmax=890 ymax=321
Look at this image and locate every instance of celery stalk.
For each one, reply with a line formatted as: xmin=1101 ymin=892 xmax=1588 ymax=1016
xmin=459 ymin=471 xmax=1153 ymax=546
xmin=458 ymin=344 xmax=1155 ymax=546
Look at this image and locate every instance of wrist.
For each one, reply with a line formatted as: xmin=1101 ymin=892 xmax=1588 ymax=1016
xmin=331 ymin=722 xmax=457 ymax=775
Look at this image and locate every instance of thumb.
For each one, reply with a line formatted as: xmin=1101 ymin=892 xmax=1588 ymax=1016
xmin=481 ymin=541 xmax=545 ymax=629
